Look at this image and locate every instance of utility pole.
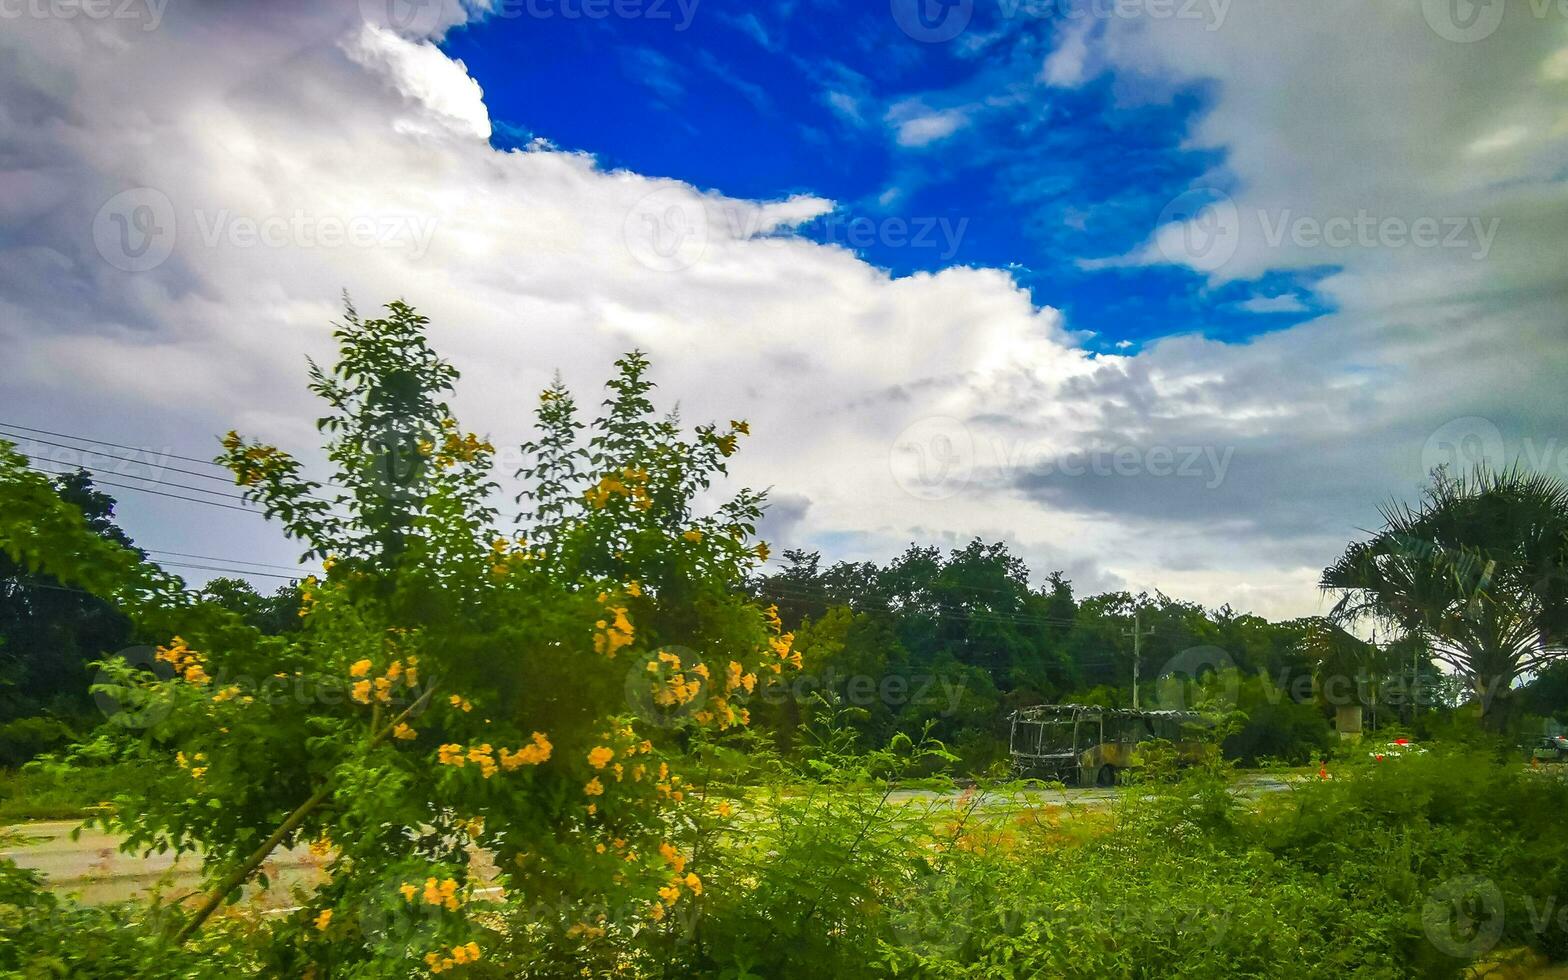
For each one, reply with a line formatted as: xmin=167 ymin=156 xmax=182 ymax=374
xmin=1125 ymin=612 xmax=1154 ymax=710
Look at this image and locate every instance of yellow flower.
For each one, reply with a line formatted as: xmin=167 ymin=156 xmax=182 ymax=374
xmin=399 ymin=883 xmax=418 ymax=902
xmin=754 ymin=542 xmax=770 ymax=563
xmin=730 ymin=419 xmax=750 ymax=435
xmin=314 ymin=909 xmax=332 ymax=931
xmin=349 ymin=659 xmax=372 ymax=678
xmin=449 ymin=694 xmax=473 ymax=713
xmin=587 ymin=746 xmax=614 ymax=769
xmin=659 ymin=885 xmax=680 ymax=906
xmin=584 ymin=778 xmax=605 ymax=797
xmin=658 ymin=841 xmax=686 ymax=873
xmin=649 ymin=903 xmax=666 ymax=922
xmin=499 ymin=732 xmax=552 ymax=769
xmin=684 ymin=872 xmax=702 ymax=895
xmin=438 ymin=744 xmax=467 ymax=767
xmin=350 ymin=680 xmax=372 ymax=704
xmin=626 ymin=580 xmax=642 ymax=597
xmin=392 ymin=722 xmax=416 ymax=741
xmin=717 ymin=801 xmax=732 ymax=818
xmin=682 ymin=529 xmax=703 ymax=543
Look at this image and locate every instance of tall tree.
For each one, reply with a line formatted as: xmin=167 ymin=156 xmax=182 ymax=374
xmin=1322 ymin=468 xmax=1568 ymax=731
xmin=0 ymin=469 xmax=136 ymax=724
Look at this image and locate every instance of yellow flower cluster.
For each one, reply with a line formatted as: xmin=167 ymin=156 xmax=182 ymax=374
xmin=421 ymin=418 xmax=495 ymax=469
xmin=647 ymin=649 xmax=704 ymax=709
xmin=649 ymin=842 xmax=703 ymax=920
xmin=392 ymin=722 xmax=417 ymax=741
xmin=424 ymin=942 xmax=482 ymax=973
xmin=439 ymin=733 xmax=553 ymax=777
xmin=725 ymin=660 xmax=757 ymax=695
xmin=587 ymin=746 xmax=615 ymax=769
xmin=156 ymin=637 xmax=210 ymax=686
xmin=221 ymin=431 xmax=286 ymax=488
xmin=448 ymin=694 xmax=473 ymax=712
xmin=593 ymin=599 xmax=635 ymax=658
xmin=175 ymin=751 xmax=207 ymax=780
xmin=762 ymin=605 xmax=803 ymax=671
xmin=399 ymin=876 xmax=470 ymax=916
xmin=349 ymin=655 xmax=419 ymax=705
xmin=583 ymin=466 xmax=652 ymax=511
xmin=566 ymin=922 xmax=607 ymax=941
xmin=313 ymin=909 xmax=332 ymax=932
xmin=499 ymin=732 xmax=554 ymax=769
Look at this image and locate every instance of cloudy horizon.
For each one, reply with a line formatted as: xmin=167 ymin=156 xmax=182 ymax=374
xmin=2 ymin=0 xmax=1566 ymax=621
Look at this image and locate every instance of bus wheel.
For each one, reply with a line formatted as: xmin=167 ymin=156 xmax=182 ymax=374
xmin=1096 ymin=765 xmax=1117 ymax=787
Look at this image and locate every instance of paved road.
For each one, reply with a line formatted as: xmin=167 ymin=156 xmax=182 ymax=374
xmin=3 ymin=776 xmax=1295 ymax=907
xmin=1 ymin=821 xmax=329 ymax=908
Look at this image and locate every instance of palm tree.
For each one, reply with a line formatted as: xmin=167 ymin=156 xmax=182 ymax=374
xmin=1321 ymin=467 xmax=1568 ymax=731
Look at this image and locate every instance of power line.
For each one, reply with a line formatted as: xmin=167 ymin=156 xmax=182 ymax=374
xmin=23 ymin=463 xmax=261 ymax=515
xmin=0 ymin=421 xmax=346 ymax=492
xmin=21 ymin=449 xmax=342 ymax=508
xmin=0 ymin=421 xmax=230 ymax=471
xmin=26 ymin=458 xmax=253 ymax=503
xmin=157 ymin=560 xmax=303 ymax=582
xmin=143 ymin=549 xmax=313 ymax=576
xmin=2 ymin=429 xmax=252 ymax=487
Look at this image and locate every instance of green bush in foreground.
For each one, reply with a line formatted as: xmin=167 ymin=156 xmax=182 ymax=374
xmin=1 ymin=746 xmax=1564 ymax=977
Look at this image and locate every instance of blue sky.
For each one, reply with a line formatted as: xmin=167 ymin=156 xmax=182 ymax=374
xmin=443 ymin=3 xmax=1331 ymax=352
xmin=5 ymin=1 xmax=1564 ymax=619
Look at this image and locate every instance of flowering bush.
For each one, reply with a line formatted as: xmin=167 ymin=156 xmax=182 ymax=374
xmin=0 ymin=300 xmax=796 ymax=975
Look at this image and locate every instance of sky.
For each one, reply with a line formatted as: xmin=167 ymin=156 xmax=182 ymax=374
xmin=1 ymin=0 xmax=1566 ymax=620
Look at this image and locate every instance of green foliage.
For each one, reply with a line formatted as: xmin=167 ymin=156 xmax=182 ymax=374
xmin=1323 ymin=466 xmax=1568 ymax=730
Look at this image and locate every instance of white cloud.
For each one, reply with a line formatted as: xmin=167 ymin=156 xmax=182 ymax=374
xmin=341 ymin=23 xmax=492 ymax=139
xmin=3 ymin=1 xmax=1565 ymax=625
xmin=886 ymin=102 xmax=971 ymax=147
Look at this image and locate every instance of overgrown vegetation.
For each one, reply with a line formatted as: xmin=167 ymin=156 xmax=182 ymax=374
xmin=0 ymin=299 xmax=1564 ymax=977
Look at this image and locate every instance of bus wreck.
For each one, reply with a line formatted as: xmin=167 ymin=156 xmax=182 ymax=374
xmin=1008 ymin=704 xmax=1206 ymax=786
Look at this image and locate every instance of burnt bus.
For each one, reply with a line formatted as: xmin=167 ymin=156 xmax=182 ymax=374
xmin=1008 ymin=704 xmax=1206 ymax=786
